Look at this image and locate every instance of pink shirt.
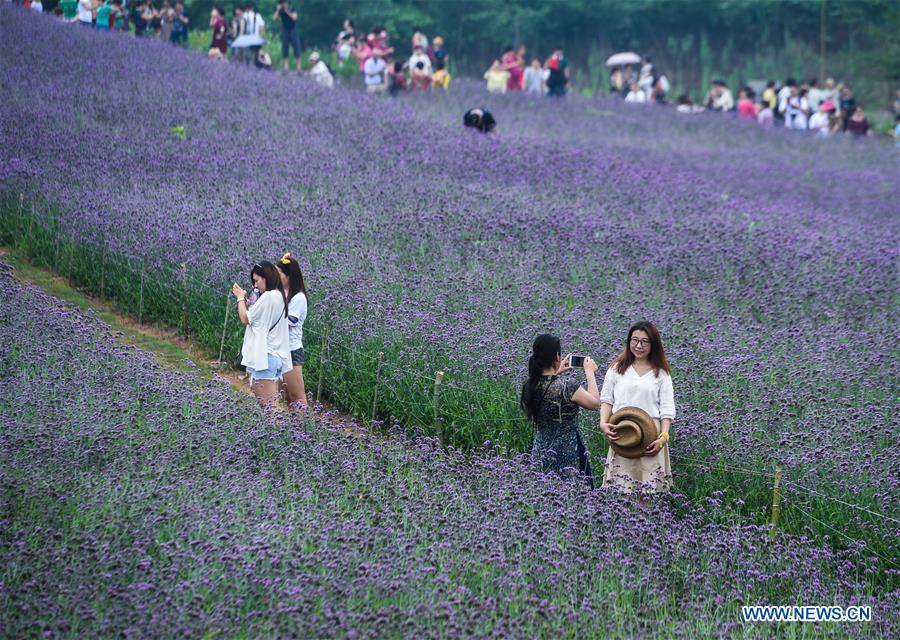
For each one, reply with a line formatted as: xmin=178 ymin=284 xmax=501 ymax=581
xmin=738 ymin=99 xmax=757 ymax=121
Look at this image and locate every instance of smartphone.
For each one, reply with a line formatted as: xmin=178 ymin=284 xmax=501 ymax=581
xmin=570 ymin=355 xmax=586 ymax=368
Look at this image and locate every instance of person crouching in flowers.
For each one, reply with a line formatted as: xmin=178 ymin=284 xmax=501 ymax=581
xmin=600 ymin=321 xmax=675 ymax=494
xmin=521 ymin=333 xmax=601 ymax=488
xmin=232 ymin=261 xmax=291 ymax=405
xmin=276 ymin=252 xmax=308 ymax=409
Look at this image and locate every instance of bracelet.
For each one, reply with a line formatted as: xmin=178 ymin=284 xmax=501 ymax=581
xmin=237 ymin=298 xmax=246 ymax=303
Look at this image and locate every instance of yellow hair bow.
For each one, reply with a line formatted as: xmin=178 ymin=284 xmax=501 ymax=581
xmin=280 ymin=252 xmax=292 ymax=265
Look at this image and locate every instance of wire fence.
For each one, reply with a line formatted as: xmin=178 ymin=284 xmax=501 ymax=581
xmin=3 ymin=192 xmax=898 ymax=556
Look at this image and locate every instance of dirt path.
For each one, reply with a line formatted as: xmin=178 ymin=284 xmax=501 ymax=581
xmin=1 ymin=247 xmax=366 ymax=434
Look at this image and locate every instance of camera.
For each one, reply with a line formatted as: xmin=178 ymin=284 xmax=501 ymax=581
xmin=570 ymin=354 xmax=586 ymax=368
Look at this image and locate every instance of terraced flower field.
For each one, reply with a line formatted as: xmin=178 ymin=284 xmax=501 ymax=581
xmin=1 ymin=5 xmax=898 ymax=616
xmin=0 ymin=258 xmax=895 ymax=637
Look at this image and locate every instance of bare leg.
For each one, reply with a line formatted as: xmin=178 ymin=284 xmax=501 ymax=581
xmin=252 ymin=379 xmax=279 ymax=405
xmin=282 ymin=366 xmax=307 ymax=408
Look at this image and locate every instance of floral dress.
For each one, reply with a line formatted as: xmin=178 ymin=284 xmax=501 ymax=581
xmin=531 ymin=374 xmax=593 ymax=487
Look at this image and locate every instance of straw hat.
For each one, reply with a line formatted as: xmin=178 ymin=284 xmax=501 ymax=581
xmin=609 ymin=407 xmax=658 ymax=458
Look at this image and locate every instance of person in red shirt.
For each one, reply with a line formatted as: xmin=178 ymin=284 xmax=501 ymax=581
xmin=500 ymin=46 xmax=523 ymax=92
xmin=737 ymin=88 xmax=758 ymax=121
xmin=210 ymin=5 xmax=229 ymax=55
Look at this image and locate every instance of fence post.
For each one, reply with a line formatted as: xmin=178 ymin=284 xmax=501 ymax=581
xmin=180 ymin=262 xmax=189 ymax=337
xmin=54 ymin=212 xmax=61 ymax=270
xmin=433 ymin=371 xmax=445 ymax=433
xmin=371 ymin=351 xmax=384 ymax=425
xmin=15 ymin=193 xmax=23 ymax=247
xmin=217 ymin=294 xmax=231 ymax=365
xmin=769 ymin=465 xmax=784 ymax=538
xmin=316 ymin=327 xmax=329 ymax=402
xmin=28 ymin=201 xmax=35 ymax=246
xmin=99 ymin=243 xmax=106 ymax=298
xmin=138 ymin=265 xmax=145 ymax=325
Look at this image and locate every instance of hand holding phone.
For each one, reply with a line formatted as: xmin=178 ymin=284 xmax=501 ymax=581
xmin=570 ymin=354 xmax=586 ymax=368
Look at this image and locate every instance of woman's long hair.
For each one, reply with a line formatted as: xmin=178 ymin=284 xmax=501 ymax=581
xmin=610 ymin=320 xmax=670 ymax=377
xmin=250 ymin=261 xmax=288 ymax=317
xmin=276 ymin=253 xmax=309 ymax=304
xmin=520 ymin=333 xmax=561 ymax=422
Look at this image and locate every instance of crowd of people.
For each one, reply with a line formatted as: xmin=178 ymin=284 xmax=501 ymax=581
xmin=333 ymin=21 xmax=451 ymax=94
xmin=697 ymin=77 xmax=877 ymax=138
xmin=607 ymin=56 xmax=886 ymax=139
xmin=483 ymin=45 xmax=570 ymax=97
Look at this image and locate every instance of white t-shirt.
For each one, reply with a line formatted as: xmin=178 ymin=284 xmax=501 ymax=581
xmin=364 ymin=57 xmax=386 ymax=85
xmin=600 ymin=365 xmax=676 ymax=420
xmin=310 ymin=61 xmax=334 ymax=88
xmin=407 ymin=52 xmax=432 ymax=74
xmin=78 ymin=0 xmax=92 ymax=23
xmin=523 ymin=67 xmax=543 ymax=94
xmin=625 ymin=89 xmax=647 ymax=104
xmin=240 ymin=290 xmax=292 ymax=374
xmin=287 ymin=292 xmax=307 ymax=351
xmin=809 ymin=110 xmax=830 ymax=135
xmin=32 ymin=1 xmax=43 ymax=13
xmin=244 ymin=11 xmax=265 ymax=37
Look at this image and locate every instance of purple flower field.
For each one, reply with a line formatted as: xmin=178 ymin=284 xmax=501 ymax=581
xmin=0 ymin=259 xmax=896 ymax=637
xmin=1 ymin=4 xmax=898 ymax=614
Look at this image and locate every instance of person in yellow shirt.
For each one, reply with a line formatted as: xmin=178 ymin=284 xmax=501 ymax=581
xmin=484 ymin=60 xmax=510 ymax=94
xmin=762 ymin=81 xmax=777 ymax=110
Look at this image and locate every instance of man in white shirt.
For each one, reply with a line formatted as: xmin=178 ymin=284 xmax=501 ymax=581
xmin=364 ymin=49 xmax=387 ymax=93
xmin=77 ymin=0 xmax=93 ymax=25
xmin=712 ymin=82 xmax=734 ymax=111
xmin=407 ymin=44 xmax=432 ymax=75
xmin=807 ymin=78 xmax=825 ymax=113
xmin=777 ymin=78 xmax=795 ymax=119
xmin=308 ymin=52 xmax=334 ymax=88
xmin=624 ymin=82 xmax=646 ymax=104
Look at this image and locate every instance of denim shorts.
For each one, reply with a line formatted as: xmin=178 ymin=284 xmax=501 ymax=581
xmin=248 ymin=353 xmax=283 ymax=382
xmin=291 ymin=348 xmax=305 ymax=367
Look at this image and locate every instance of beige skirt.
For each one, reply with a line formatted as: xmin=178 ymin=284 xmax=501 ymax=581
xmin=601 ymin=418 xmax=673 ymax=494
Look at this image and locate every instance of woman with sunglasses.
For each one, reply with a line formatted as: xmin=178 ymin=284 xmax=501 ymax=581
xmin=599 ymin=320 xmax=675 ymax=494
xmin=232 ymin=261 xmax=291 ymax=405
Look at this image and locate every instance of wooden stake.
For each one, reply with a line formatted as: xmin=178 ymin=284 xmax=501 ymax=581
xmin=138 ymin=266 xmax=145 ymax=325
xmin=316 ymin=327 xmax=329 ymax=402
xmin=371 ymin=351 xmax=384 ymax=425
xmin=433 ymin=370 xmax=445 ymax=433
xmin=769 ymin=465 xmax=784 ymax=538
xmin=217 ymin=294 xmax=231 ymax=365
xmin=180 ymin=262 xmax=189 ymax=337
xmin=99 ymin=244 xmax=106 ymax=298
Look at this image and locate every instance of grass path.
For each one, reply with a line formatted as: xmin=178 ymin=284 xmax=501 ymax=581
xmin=2 ymin=245 xmax=249 ymax=386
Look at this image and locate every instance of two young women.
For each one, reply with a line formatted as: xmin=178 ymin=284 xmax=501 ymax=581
xmin=232 ymin=253 xmax=308 ymax=407
xmin=521 ymin=320 xmax=675 ymax=493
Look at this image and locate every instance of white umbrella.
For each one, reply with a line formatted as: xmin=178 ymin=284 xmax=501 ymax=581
xmin=605 ymin=52 xmax=642 ymax=67
xmin=231 ymin=34 xmax=265 ymax=49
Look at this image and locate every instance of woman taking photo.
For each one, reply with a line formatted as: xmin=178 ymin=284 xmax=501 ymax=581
xmin=521 ymin=333 xmax=601 ymax=488
xmin=276 ymin=252 xmax=308 ymax=408
xmin=599 ymin=321 xmax=675 ymax=494
xmin=232 ymin=261 xmax=291 ymax=405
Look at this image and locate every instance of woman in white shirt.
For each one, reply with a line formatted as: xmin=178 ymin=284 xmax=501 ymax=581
xmin=232 ymin=261 xmax=291 ymax=405
xmin=599 ymin=321 xmax=675 ymax=494
xmin=276 ymin=253 xmax=308 ymax=408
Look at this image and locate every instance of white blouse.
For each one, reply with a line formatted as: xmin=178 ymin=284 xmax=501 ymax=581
xmin=240 ymin=290 xmax=292 ymax=373
xmin=600 ymin=365 xmax=676 ymax=420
